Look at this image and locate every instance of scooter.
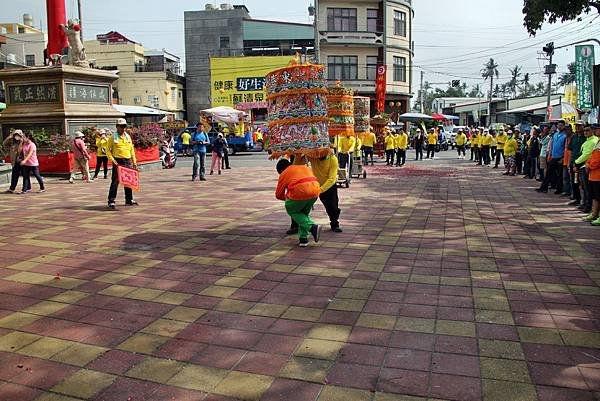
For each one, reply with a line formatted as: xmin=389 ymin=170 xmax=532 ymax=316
xmin=160 ymin=139 xmax=177 ymax=169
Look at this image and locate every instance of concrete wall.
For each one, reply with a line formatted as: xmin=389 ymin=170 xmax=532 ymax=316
xmin=2 ymin=32 xmax=46 ymax=67
xmin=184 ymin=8 xmax=248 ymax=124
xmin=85 ymin=41 xmax=184 ymax=117
xmin=384 ymin=0 xmax=412 ymax=95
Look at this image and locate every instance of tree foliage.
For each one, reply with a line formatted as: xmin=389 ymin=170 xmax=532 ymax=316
xmin=523 ymin=0 xmax=600 ymax=35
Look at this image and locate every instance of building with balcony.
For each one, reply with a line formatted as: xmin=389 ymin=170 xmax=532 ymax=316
xmin=85 ymin=32 xmax=186 ymax=120
xmin=184 ymin=3 xmax=315 ymax=123
xmin=0 ymin=15 xmax=47 ymax=69
xmin=316 ymin=0 xmax=413 ymax=116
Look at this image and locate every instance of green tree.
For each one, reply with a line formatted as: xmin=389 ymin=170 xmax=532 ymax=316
xmin=507 ymin=65 xmax=523 ymax=98
xmin=523 ymin=0 xmax=600 ymax=35
xmin=482 ymin=58 xmax=499 ymax=121
xmin=556 ymin=62 xmax=577 ymax=88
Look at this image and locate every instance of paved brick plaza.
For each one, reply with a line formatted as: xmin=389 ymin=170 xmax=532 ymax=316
xmin=0 ymin=158 xmax=599 ymax=401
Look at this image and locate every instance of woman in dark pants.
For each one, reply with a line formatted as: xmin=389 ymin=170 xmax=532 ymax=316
xmin=2 ymin=130 xmax=24 ymax=193
xmin=19 ymin=132 xmax=45 ymax=193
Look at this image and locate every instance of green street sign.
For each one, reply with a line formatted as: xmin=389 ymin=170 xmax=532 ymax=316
xmin=575 ymin=45 xmax=595 ymax=109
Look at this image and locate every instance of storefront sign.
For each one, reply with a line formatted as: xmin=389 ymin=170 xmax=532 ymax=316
xmin=210 ymin=56 xmax=291 ymax=108
xmin=7 ymin=83 xmax=60 ymax=104
xmin=575 ymin=45 xmax=595 ymax=109
xmin=65 ymin=83 xmax=110 ymax=103
xmin=375 ymin=65 xmax=387 ymax=113
xmin=160 ymin=121 xmax=188 ymax=130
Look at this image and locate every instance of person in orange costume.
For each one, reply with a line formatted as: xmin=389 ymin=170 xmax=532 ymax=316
xmin=275 ymin=159 xmax=323 ymax=247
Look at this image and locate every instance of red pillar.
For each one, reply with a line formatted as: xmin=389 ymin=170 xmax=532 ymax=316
xmin=46 ymin=0 xmax=67 ymax=56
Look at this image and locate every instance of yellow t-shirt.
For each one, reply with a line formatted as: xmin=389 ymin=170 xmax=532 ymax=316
xmin=362 ymin=132 xmax=376 ymax=147
xmin=427 ymin=133 xmax=438 ymax=145
xmin=338 ymin=136 xmax=356 ymax=153
xmin=385 ymin=135 xmax=395 ymax=150
xmin=396 ymin=133 xmax=408 ymax=149
xmin=496 ymin=133 xmax=508 ymax=150
xmin=481 ymin=134 xmax=493 ymax=146
xmin=106 ymin=133 xmax=136 ymax=164
xmin=455 ymin=133 xmax=467 ymax=146
xmin=181 ymin=132 xmax=191 ymax=145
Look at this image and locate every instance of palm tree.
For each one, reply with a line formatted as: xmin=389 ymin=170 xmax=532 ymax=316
xmin=556 ymin=62 xmax=576 ymax=88
xmin=507 ymin=65 xmax=522 ymax=98
xmin=481 ymin=58 xmax=499 ymax=125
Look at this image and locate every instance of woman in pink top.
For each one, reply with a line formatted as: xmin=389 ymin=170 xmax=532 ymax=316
xmin=20 ymin=133 xmax=45 ymax=193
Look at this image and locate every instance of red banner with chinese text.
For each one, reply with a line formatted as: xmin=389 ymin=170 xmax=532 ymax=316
xmin=375 ymin=65 xmax=387 ymax=113
xmin=117 ymin=166 xmax=140 ymax=192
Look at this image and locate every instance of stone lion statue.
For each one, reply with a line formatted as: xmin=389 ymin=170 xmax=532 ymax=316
xmin=60 ymin=19 xmax=88 ymax=68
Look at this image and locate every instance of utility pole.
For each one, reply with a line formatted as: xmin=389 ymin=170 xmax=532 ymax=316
xmin=543 ymin=42 xmax=555 ymax=120
xmin=419 ymin=70 xmax=424 ymax=113
xmin=77 ymin=0 xmax=83 ymax=39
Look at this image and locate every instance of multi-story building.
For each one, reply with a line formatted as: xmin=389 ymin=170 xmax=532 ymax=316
xmin=0 ymin=15 xmax=47 ymax=68
xmin=316 ymin=0 xmax=413 ymax=115
xmin=184 ymin=3 xmax=314 ymax=123
xmin=85 ymin=32 xmax=186 ymax=120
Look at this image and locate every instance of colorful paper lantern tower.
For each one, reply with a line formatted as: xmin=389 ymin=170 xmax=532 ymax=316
xmin=265 ymin=64 xmax=331 ymax=159
xmin=327 ymin=84 xmax=355 ymax=137
xmin=353 ymin=96 xmax=371 ymax=137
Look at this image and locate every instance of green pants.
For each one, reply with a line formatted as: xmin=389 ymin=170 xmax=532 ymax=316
xmin=285 ymin=198 xmax=317 ymax=239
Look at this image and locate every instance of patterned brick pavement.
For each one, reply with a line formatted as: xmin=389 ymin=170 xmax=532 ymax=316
xmin=0 ymin=158 xmax=599 ymax=401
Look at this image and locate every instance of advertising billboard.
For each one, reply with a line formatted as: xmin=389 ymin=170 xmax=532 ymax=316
xmin=210 ymin=56 xmax=292 ymax=109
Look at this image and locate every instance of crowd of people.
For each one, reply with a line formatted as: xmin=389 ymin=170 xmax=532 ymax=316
xmin=460 ymin=120 xmax=600 ymax=226
xmin=3 ymin=118 xmax=600 ymax=225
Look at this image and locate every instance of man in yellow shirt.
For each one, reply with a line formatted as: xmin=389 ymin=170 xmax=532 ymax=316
xmin=426 ymin=128 xmax=438 ymax=159
xmin=384 ymin=130 xmax=396 ymax=166
xmin=455 ymin=129 xmax=467 ymax=159
xmin=480 ymin=129 xmax=493 ymax=166
xmin=396 ymin=130 xmax=409 ymax=166
xmin=362 ymin=130 xmax=377 ymax=165
xmin=289 ymin=154 xmax=343 ymax=234
xmin=337 ymin=135 xmax=356 ymax=174
xmin=106 ymin=118 xmax=138 ymax=209
xmin=494 ymin=129 xmax=508 ymax=168
xmin=180 ymin=130 xmax=191 ymax=156
xmin=469 ymin=130 xmax=479 ymax=161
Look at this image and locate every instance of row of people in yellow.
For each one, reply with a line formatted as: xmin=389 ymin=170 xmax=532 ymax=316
xmin=384 ymin=130 xmax=409 ymax=166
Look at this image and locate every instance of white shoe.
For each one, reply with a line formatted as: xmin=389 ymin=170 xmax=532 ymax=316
xmin=68 ymin=177 xmax=74 ymax=184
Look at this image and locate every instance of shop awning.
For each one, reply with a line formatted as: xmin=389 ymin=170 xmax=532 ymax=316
xmin=432 ymin=113 xmax=459 ymax=121
xmin=113 ymin=105 xmax=170 ymax=116
xmin=498 ymin=99 xmax=563 ymax=114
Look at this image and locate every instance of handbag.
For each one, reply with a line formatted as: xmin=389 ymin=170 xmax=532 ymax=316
xmin=15 ymin=151 xmax=24 ymax=164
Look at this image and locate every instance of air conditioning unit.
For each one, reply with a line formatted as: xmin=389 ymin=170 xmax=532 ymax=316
xmin=133 ymin=96 xmax=141 ymax=104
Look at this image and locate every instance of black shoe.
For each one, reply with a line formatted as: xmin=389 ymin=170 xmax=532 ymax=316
xmin=286 ymin=227 xmax=299 ymax=235
xmin=492 ymin=166 xmax=498 ymax=169
xmin=554 ymin=190 xmax=562 ymax=195
xmin=502 ymin=172 xmax=509 ymax=175
xmin=310 ymin=224 xmax=322 ymax=243
xmin=226 ymin=167 xmax=231 ymax=170
xmin=331 ymin=226 xmax=343 ymax=233
xmin=200 ymin=177 xmax=207 ymax=181
xmin=568 ymin=200 xmax=580 ymax=206
xmin=577 ymin=204 xmax=586 ymax=210
xmin=536 ymin=188 xmax=547 ymax=193
xmin=125 ymin=200 xmax=139 ymax=206
xmin=108 ymin=202 xmax=116 ymax=209
xmin=299 ymin=238 xmax=309 ymax=247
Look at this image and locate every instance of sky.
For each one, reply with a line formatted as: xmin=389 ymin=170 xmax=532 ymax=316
xmin=2 ymin=0 xmax=599 ymax=96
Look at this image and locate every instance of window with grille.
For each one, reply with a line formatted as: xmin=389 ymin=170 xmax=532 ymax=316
xmin=367 ymin=9 xmax=379 ymax=32
xmin=327 ymin=56 xmax=358 ymax=80
xmin=394 ymin=11 xmax=407 ymax=37
xmin=393 ymin=56 xmax=406 ymax=82
xmin=327 ymin=8 xmax=357 ymax=31
xmin=366 ymin=56 xmax=378 ymax=80
xmin=25 ymin=54 xmax=35 ymax=66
